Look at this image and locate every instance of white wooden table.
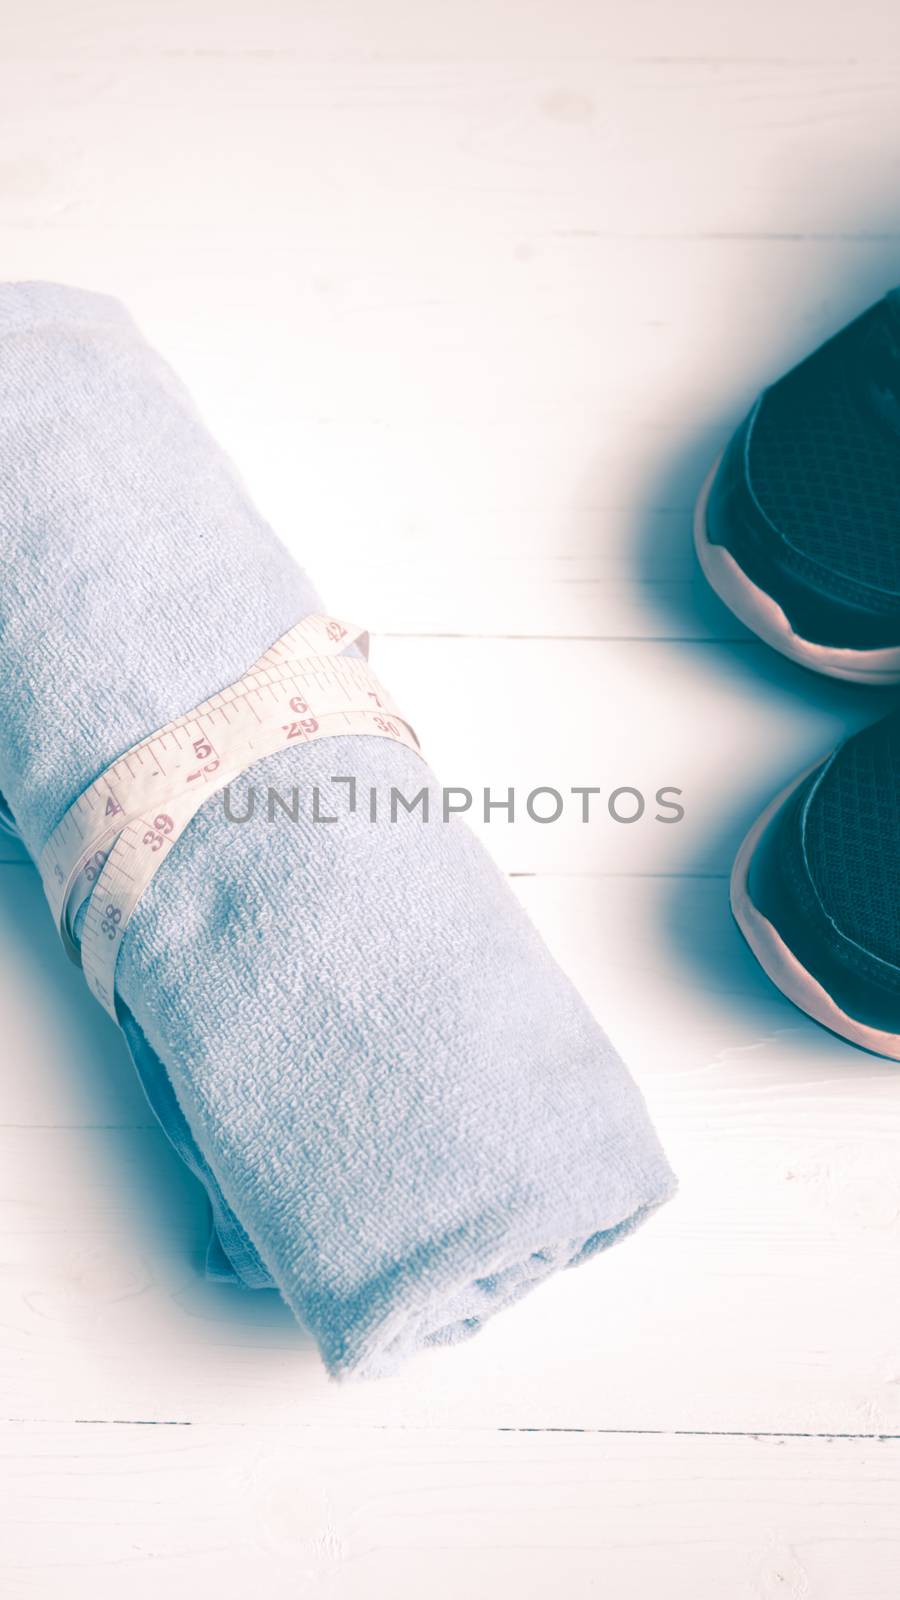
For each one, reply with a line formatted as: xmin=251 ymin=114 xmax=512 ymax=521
xmin=2 ymin=4 xmax=900 ymax=1594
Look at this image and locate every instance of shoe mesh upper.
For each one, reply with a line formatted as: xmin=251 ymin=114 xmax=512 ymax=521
xmin=803 ymin=714 xmax=900 ymax=971
xmin=748 ymin=305 xmax=900 ymax=596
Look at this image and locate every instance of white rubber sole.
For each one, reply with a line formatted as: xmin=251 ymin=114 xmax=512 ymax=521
xmin=694 ymin=456 xmax=900 ymax=685
xmin=730 ymin=768 xmax=900 ymax=1060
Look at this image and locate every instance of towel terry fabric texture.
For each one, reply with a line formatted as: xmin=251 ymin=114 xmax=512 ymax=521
xmin=0 ymin=282 xmax=675 ymax=1378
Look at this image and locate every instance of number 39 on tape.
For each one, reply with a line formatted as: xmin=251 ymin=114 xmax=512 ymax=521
xmin=38 ymin=615 xmax=420 ymax=1018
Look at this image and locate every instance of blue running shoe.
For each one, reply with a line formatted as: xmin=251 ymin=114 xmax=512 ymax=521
xmin=731 ymin=711 xmax=900 ymax=1058
xmin=695 ymin=290 xmax=900 ymax=683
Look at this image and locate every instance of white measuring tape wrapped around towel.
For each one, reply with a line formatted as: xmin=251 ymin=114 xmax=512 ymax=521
xmin=39 ymin=615 xmax=419 ymax=1019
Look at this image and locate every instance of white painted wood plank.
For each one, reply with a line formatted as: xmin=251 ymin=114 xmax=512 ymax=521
xmin=0 ymin=237 xmax=892 ymax=591
xmin=0 ymin=1424 xmax=897 ymax=1600
xmin=3 ymin=55 xmax=898 ymax=238
xmin=2 ymin=0 xmax=898 ymax=61
xmin=0 ymin=45 xmax=898 ymax=610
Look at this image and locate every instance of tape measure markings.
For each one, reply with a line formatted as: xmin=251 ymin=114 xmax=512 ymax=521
xmin=39 ymin=615 xmax=419 ymax=1019
xmin=42 ymin=648 xmax=399 ymax=930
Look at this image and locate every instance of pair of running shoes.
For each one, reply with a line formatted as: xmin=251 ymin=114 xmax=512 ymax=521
xmin=694 ymin=288 xmax=900 ymax=1060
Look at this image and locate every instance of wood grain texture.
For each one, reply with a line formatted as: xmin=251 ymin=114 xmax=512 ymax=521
xmin=2 ymin=1424 xmax=898 ymax=1600
xmin=2 ymin=0 xmax=900 ymax=1591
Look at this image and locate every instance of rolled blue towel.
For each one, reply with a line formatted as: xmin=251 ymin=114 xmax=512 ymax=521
xmin=0 ymin=282 xmax=675 ymax=1378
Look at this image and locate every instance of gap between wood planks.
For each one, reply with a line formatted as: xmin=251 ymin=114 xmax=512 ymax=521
xmin=3 ymin=1418 xmax=900 ymax=1440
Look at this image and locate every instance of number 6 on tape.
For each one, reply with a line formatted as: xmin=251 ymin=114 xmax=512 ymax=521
xmin=38 ymin=615 xmax=420 ymax=1017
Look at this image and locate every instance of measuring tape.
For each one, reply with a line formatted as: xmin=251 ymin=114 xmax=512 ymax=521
xmin=38 ymin=614 xmax=420 ymax=1019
